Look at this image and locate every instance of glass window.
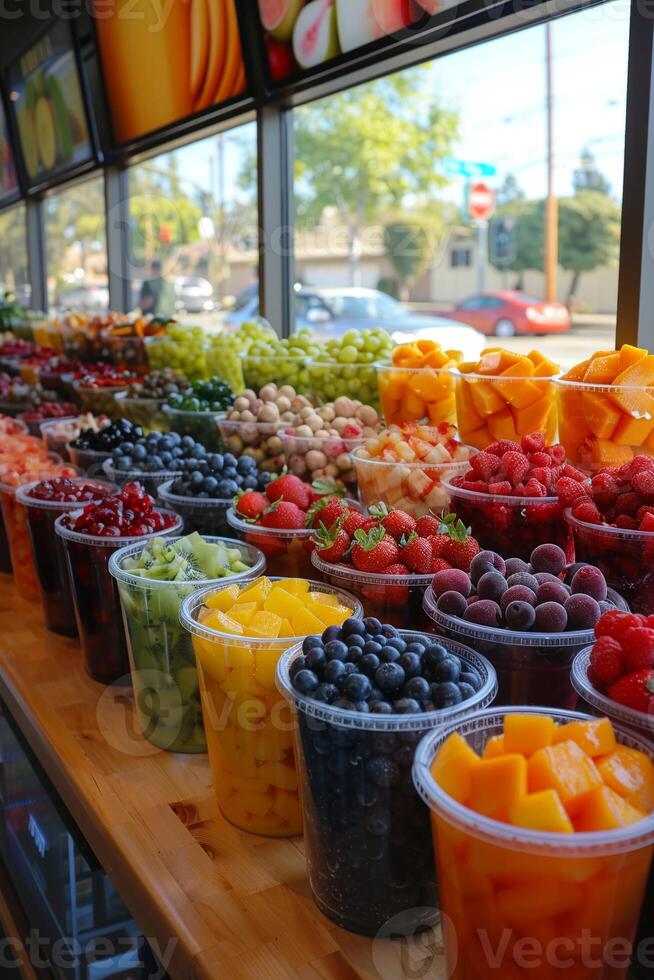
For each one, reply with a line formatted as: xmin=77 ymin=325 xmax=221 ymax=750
xmin=128 ymin=122 xmax=257 ymax=328
xmin=293 ymin=2 xmax=629 ymax=368
xmin=45 ymin=176 xmax=108 ymax=316
xmin=0 ymin=204 xmax=30 ymax=306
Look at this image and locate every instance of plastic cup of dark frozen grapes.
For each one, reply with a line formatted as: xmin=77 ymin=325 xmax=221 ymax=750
xmin=423 ymin=585 xmax=628 ymax=710
xmin=157 ymin=480 xmax=232 ymax=536
xmin=55 ymin=508 xmax=183 ymax=684
xmin=16 ymin=478 xmax=117 ymax=637
xmin=276 ymin=629 xmax=497 ymax=936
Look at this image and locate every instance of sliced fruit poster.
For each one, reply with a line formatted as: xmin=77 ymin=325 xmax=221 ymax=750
xmin=8 ymin=21 xmax=92 ymax=186
xmin=0 ymin=101 xmax=18 ymax=202
xmin=259 ymin=0 xmax=439 ymax=80
xmin=93 ymin=0 xmax=246 ymax=144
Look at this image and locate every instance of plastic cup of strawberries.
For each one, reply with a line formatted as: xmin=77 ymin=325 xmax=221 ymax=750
xmin=443 ymin=432 xmax=589 ymax=563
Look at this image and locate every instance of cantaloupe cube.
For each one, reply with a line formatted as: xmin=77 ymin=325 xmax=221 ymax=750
xmin=583 ymin=352 xmax=622 ymax=384
xmin=431 ymin=732 xmax=481 ymax=804
xmin=619 ymin=343 xmax=648 ymax=372
xmin=253 ymin=648 xmax=280 ymax=689
xmin=264 ymin=588 xmax=302 ymax=619
xmin=503 ymin=714 xmax=556 ymax=757
xmin=408 ymin=370 xmax=449 ymax=401
xmin=528 ymin=741 xmax=603 ymax=815
xmin=612 ymin=413 xmax=654 ymax=446
xmin=581 ymin=391 xmax=621 ymax=439
xmin=477 ymin=351 xmax=505 ymax=374
xmin=508 ymin=788 xmax=574 ymax=833
xmin=589 ymin=439 xmax=634 ymax=468
xmin=258 ymin=759 xmax=298 ymax=791
xmin=456 ymin=379 xmax=485 ymax=430
xmin=514 ymin=396 xmax=553 ymax=436
xmin=487 ymin=407 xmax=520 ymax=442
xmin=204 ymin=584 xmax=241 ymax=611
xmin=497 ymin=879 xmax=583 ymax=927
xmin=470 ymin=754 xmax=528 ymax=818
xmin=468 ymin=837 xmax=601 ymax=885
xmin=597 ymin=747 xmax=654 ymax=812
xmin=400 ymin=390 xmax=425 ymax=419
xmin=483 ymin=734 xmax=505 ymax=759
xmin=229 ymin=602 xmax=258 ymax=627
xmin=609 ymin=385 xmax=654 ymax=419
xmin=248 ymin=611 xmax=282 ymax=639
xmin=553 ymin=719 xmax=616 ymax=758
xmin=574 ymin=785 xmax=646 ymax=831
xmin=501 ymin=357 xmax=535 ymax=378
xmin=236 ymin=577 xmax=272 ymax=605
xmin=201 ymin=610 xmax=245 ymax=635
xmin=470 ymin=380 xmax=505 ymax=416
xmin=529 ymin=352 xmax=559 ymax=376
xmin=427 ymin=394 xmax=456 ymax=423
xmin=291 ymin=607 xmax=326 ymax=636
xmin=275 ymin=578 xmax=309 ymax=596
xmin=421 ymin=348 xmax=449 ymax=369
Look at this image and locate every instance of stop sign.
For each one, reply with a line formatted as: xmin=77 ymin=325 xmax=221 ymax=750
xmin=468 ymin=182 xmax=496 ymax=222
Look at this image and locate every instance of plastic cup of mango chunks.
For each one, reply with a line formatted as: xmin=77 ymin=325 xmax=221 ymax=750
xmin=376 ymin=364 xmax=458 ymax=426
xmin=109 ymin=537 xmax=265 ymax=754
xmin=352 ymin=448 xmax=472 ymax=519
xmin=276 ymin=633 xmax=496 ymax=936
xmin=179 ymin=577 xmax=363 ymax=837
xmin=412 ymin=706 xmax=654 ymax=980
xmin=453 ymin=370 xmax=558 ymax=451
xmin=572 ymin=647 xmax=654 ymax=742
xmin=556 ymin=378 xmax=654 ymax=471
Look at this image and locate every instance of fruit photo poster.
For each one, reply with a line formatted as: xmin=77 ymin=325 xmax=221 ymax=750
xmin=7 ymin=22 xmax=92 ymax=188
xmin=93 ymin=0 xmax=246 ymax=145
xmin=258 ymin=0 xmax=439 ymax=80
xmin=0 ymin=101 xmax=18 ymax=202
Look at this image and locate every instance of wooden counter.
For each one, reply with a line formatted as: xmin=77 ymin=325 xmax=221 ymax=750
xmin=0 ymin=581 xmax=445 ymax=980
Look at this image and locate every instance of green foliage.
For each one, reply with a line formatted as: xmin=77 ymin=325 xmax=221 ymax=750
xmin=558 ymin=190 xmax=621 ymax=274
xmin=489 ymin=199 xmax=545 ymax=274
xmin=383 ymin=219 xmax=436 ymax=294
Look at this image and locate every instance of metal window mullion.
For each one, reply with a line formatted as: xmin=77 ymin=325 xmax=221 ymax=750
xmin=104 ymin=164 xmax=131 ymax=313
xmin=25 ymin=197 xmax=47 ymax=313
xmin=257 ymin=104 xmax=294 ymax=338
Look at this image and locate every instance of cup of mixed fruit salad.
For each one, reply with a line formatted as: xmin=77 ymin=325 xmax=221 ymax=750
xmin=444 ymin=432 xmax=588 ymax=562
xmin=16 ymin=477 xmax=117 ymax=635
xmin=453 ymin=348 xmax=559 ymax=450
xmin=110 ymin=532 xmax=265 ymax=753
xmin=376 ymin=339 xmax=461 ymax=426
xmin=277 ymin=620 xmax=496 ymax=934
xmin=180 ymin=575 xmax=362 ymax=836
xmin=413 ymin=708 xmax=654 ymax=980
xmin=55 ymin=483 xmax=182 ymax=684
xmin=18 ymin=401 xmax=77 ymax=437
xmin=352 ymin=422 xmax=474 ymax=519
xmin=0 ymin=422 xmax=44 ymax=573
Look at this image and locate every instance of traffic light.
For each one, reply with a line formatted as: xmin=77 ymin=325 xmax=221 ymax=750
xmin=490 ymin=216 xmax=516 ymax=266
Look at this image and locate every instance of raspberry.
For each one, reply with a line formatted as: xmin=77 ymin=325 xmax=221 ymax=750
xmin=488 ymin=481 xmax=512 ymax=495
xmin=615 ymin=514 xmax=638 ymax=529
xmin=562 ymin=464 xmax=588 ymax=482
xmin=633 ymin=469 xmax=654 ymax=498
xmin=529 ymin=452 xmax=552 ymax=468
xmin=591 ymin=472 xmax=619 ymax=508
xmin=556 ymin=477 xmax=589 ymax=507
xmin=501 ymin=451 xmax=530 ymax=487
xmin=486 ymin=440 xmax=520 ymax=457
xmin=595 ymin=610 xmax=644 ymax=640
xmin=469 ymin=450 xmax=502 ymax=482
xmin=641 ymin=513 xmax=654 ymax=532
xmin=520 ymin=433 xmax=545 ymax=454
xmin=615 ymin=492 xmax=641 ymax=516
xmin=530 ymin=467 xmax=553 ymax=490
xmin=460 ymin=480 xmax=488 ymax=493
xmin=571 ymin=499 xmax=602 ymax=524
xmin=621 ymin=627 xmax=654 ymax=671
xmin=547 ymin=444 xmax=566 ymax=466
xmin=524 ymin=479 xmax=547 ymax=497
xmin=589 ymin=636 xmax=624 ymax=687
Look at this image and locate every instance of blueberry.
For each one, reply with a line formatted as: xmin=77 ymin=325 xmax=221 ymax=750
xmin=460 ymin=670 xmax=482 ymax=692
xmin=433 ymin=657 xmax=461 ymax=683
xmin=223 ymin=467 xmax=237 ymax=479
xmin=160 ymin=451 xmax=173 ymax=466
xmin=343 ymin=673 xmax=372 ymax=701
xmin=364 ymin=617 xmax=383 ymax=635
xmin=457 ymin=682 xmax=476 ymax=701
xmin=322 ymin=625 xmax=343 ymax=643
xmin=404 ymin=642 xmax=426 ymax=656
xmin=223 ymin=453 xmax=237 ymax=467
xmin=424 ymin=644 xmax=449 ymax=671
xmin=385 ymin=637 xmax=407 ymax=654
xmin=346 ymin=634 xmax=366 ymax=650
xmin=305 ymin=647 xmax=325 ymax=671
xmin=399 ymin=652 xmax=421 ymax=679
xmin=314 ymin=682 xmax=338 ymax=703
xmin=333 ymin=697 xmax=356 ymax=710
xmin=380 ymin=647 xmax=401 ymax=663
xmin=237 ymin=456 xmax=254 ymax=473
xmin=430 ymin=681 xmax=462 ymax=708
xmin=324 ymin=640 xmax=348 ymax=661
xmin=403 ymin=676 xmax=431 ymax=701
xmin=203 ymin=476 xmax=219 ymax=494
xmin=352 ymin=700 xmax=370 ymax=713
xmin=374 ymin=662 xmax=405 ymax=693
xmin=242 ymin=476 xmax=258 ymax=490
xmin=370 ymin=700 xmax=393 ymax=714
xmin=133 ymin=444 xmax=146 ymax=462
xmin=324 ymin=660 xmax=345 ymax=684
xmin=341 ymin=662 xmax=357 ymax=677
xmin=292 ymin=669 xmax=320 ymax=694
xmin=191 ymin=445 xmax=206 ymax=458
xmin=359 ymin=653 xmax=380 ymax=676
xmin=382 ymin=624 xmax=399 ymax=638
xmin=363 ymin=640 xmax=383 ymax=656
xmin=289 ymin=654 xmax=306 ymax=678
xmin=367 ymin=756 xmax=400 ymax=787
xmin=302 ymin=635 xmax=323 ymax=654
xmin=345 ymin=646 xmax=362 ymax=663
xmin=393 ymin=698 xmax=421 ymax=714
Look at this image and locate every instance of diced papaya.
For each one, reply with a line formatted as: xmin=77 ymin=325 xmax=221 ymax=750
xmin=581 ymin=391 xmax=621 ymax=439
xmin=528 ymin=740 xmax=603 ymax=816
xmin=407 ymin=370 xmax=450 ymax=401
xmin=264 ymin=588 xmax=302 ymax=618
xmin=421 ymin=348 xmax=450 ymax=369
xmin=501 ymin=357 xmax=535 ymax=378
xmin=574 ymin=785 xmax=646 ymax=831
xmin=204 ymin=584 xmax=241 ymax=611
xmin=258 ymin=759 xmax=298 ymax=791
xmin=529 ymin=352 xmax=559 ymax=376
xmin=553 ymin=719 xmax=616 ymax=758
xmin=618 ymin=343 xmax=648 ymax=372
xmin=229 ymin=602 xmax=258 ymax=627
xmin=496 ymin=879 xmax=583 ymax=926
xmin=483 ymin=734 xmax=505 ymax=759
xmin=597 ymin=747 xmax=654 ymax=812
xmin=469 ymin=754 xmax=528 ymax=818
xmin=612 ymin=412 xmax=654 ymax=446
xmin=468 ymin=837 xmax=601 ymax=884
xmin=583 ymin=352 xmax=622 ymax=384
xmin=470 ymin=380 xmax=506 ymax=416
xmin=379 ymin=371 xmax=407 ymax=402
xmin=514 ymin=397 xmax=552 ymax=436
xmin=508 ymin=788 xmax=574 ymax=833
xmin=477 ymin=351 xmax=505 ymax=374
xmin=431 ymin=732 xmax=481 ymax=805
xmin=201 ymin=610 xmax=245 ymax=635
xmin=503 ymin=713 xmax=555 ymax=757
xmin=499 ymin=377 xmax=544 ymax=410
xmin=305 ymin=599 xmax=352 ymax=626
xmin=393 ymin=343 xmax=422 ymax=367
xmin=427 ymin=394 xmax=457 ymax=423
xmin=487 ymin=407 xmax=520 ymax=442
xmin=400 ymin=390 xmax=426 ymax=419
xmin=455 ymin=380 xmax=486 ymax=435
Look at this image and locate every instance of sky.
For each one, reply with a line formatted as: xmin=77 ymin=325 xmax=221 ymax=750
xmin=155 ymin=0 xmax=630 ymax=215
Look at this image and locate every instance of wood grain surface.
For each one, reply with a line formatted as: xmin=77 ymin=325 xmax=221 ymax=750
xmin=0 ymin=580 xmax=445 ymax=980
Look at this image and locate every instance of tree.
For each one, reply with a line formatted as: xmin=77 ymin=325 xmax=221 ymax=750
xmin=489 ymin=198 xmax=545 ymax=288
xmin=273 ymin=68 xmax=457 ymax=284
xmin=573 ymin=148 xmax=611 ymax=196
xmin=383 ymin=217 xmax=439 ymax=300
xmin=496 ymin=173 xmax=525 ymax=207
xmin=558 ymin=189 xmax=621 ymax=302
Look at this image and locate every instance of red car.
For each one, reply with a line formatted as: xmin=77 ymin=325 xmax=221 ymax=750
xmin=442 ymin=290 xmax=571 ymax=338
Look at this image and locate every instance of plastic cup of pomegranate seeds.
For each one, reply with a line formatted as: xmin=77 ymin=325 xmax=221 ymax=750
xmin=55 ymin=493 xmax=183 ymax=684
xmin=571 ymin=647 xmax=654 ymax=741
xmin=16 ymin=478 xmax=117 ymax=636
xmin=423 ymin=585 xmax=628 ymax=709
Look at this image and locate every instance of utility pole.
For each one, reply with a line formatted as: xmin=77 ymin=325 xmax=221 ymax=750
xmin=544 ymin=23 xmax=558 ymax=302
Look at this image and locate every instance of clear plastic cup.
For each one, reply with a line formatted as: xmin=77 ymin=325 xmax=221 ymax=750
xmin=565 ymin=509 xmax=654 ymax=615
xmin=72 ymin=381 xmax=129 ymax=418
xmin=307 ymin=361 xmax=381 ymax=410
xmin=218 ymin=418 xmax=286 ymax=473
xmin=108 ymin=334 xmax=149 ymax=375
xmin=353 ymin=448 xmax=472 ymax=518
xmin=0 ymin=513 xmax=11 ymax=575
xmin=114 ymin=391 xmax=170 ymax=432
xmin=454 ymin=369 xmax=558 ymax=450
xmin=102 ymin=458 xmax=185 ymax=497
xmin=556 ymin=377 xmax=654 ymax=471
xmin=157 ymin=480 xmax=232 ymax=536
xmin=180 ymin=578 xmax=363 ymax=837
xmin=376 ymin=364 xmax=458 ymax=426
xmin=40 ymin=418 xmax=76 ymax=461
xmin=311 ymin=549 xmax=436 ymax=632
xmin=0 ymin=417 xmax=28 ymax=436
xmin=423 ymin=585 xmax=629 ymax=710
xmin=241 ymin=354 xmax=309 ymax=392
xmin=282 ymin=432 xmax=363 ymax=493
xmin=18 ymin=412 xmax=77 ymax=438
xmin=55 ymin=509 xmax=183 ymax=684
xmin=226 ymin=507 xmax=316 ymax=578
xmin=572 ymin=647 xmax=654 ymax=741
xmin=109 ymin=536 xmax=265 ymax=753
xmin=163 ymin=405 xmax=226 ymax=451
xmin=444 ymin=474 xmax=573 ymax=563
xmin=412 ymin=706 xmax=654 ymax=980
xmin=277 ymin=633 xmax=497 ymax=935
xmin=16 ymin=478 xmax=117 ymax=636
xmin=39 ymin=369 xmax=76 ymax=399
xmin=67 ymin=445 xmax=113 ymax=477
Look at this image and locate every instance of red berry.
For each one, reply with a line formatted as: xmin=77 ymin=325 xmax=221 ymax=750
xmin=620 ymin=627 xmax=654 ymax=671
xmin=571 ymin=499 xmax=602 ymax=524
xmin=415 ymin=514 xmax=440 ymax=537
xmin=524 ymin=478 xmax=547 ymax=498
xmin=556 ymin=477 xmax=589 ymax=507
xmin=547 ymin=444 xmax=566 ymax=466
xmin=589 ymin=636 xmax=624 ymax=687
xmin=469 ymin=450 xmax=502 ymax=482
xmin=308 ymin=496 xmax=347 ymax=529
xmin=595 ymin=610 xmax=645 ymax=640
xmin=235 ymin=490 xmax=268 ymax=520
xmin=488 ymin=481 xmax=512 ymax=495
xmin=641 ymin=512 xmax=654 ymax=532
xmin=521 ymin=432 xmax=546 ymax=454
xmin=562 ymin=464 xmax=588 ymax=482
xmin=529 ymin=452 xmax=552 ymax=468
xmin=486 ymin=440 xmax=520 ymax=457
xmin=400 ymin=534 xmax=433 ymax=573
xmin=261 ymin=501 xmax=305 ymax=529
xmin=265 ymin=474 xmax=311 ymax=509
xmin=501 ymin=451 xmax=530 ymax=488
xmin=341 ymin=510 xmax=369 ymax=536
xmin=350 ymin=527 xmax=399 ymax=572
xmin=608 ymin=669 xmax=654 ymax=713
xmin=312 ymin=520 xmax=351 ymax=563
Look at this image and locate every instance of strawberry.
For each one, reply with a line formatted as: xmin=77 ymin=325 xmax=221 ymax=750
xmin=341 ymin=509 xmax=370 ymax=536
xmin=265 ymin=474 xmax=311 ymax=509
xmin=234 ymin=490 xmax=268 ymax=520
xmin=615 ymin=492 xmax=641 ymax=516
xmin=438 ymin=513 xmax=480 ymax=571
xmin=350 ymin=527 xmax=399 ymax=572
xmin=399 ymin=532 xmax=433 ymax=573
xmin=307 ymin=494 xmax=347 ymax=529
xmin=415 ymin=514 xmax=441 ymax=537
xmin=430 ymin=557 xmax=450 ymax=574
xmin=312 ymin=519 xmax=350 ymax=563
xmin=369 ymin=503 xmax=417 ymax=541
xmin=310 ymin=478 xmax=345 ymax=503
xmin=608 ymin=669 xmax=654 ymax=713
xmin=556 ymin=477 xmax=588 ymax=506
xmin=633 ymin=469 xmax=654 ymax=498
xmin=615 ymin=514 xmax=638 ymax=529
xmin=260 ymin=500 xmax=305 ymax=529
xmin=520 ymin=432 xmax=546 ymax=454
xmin=620 ymin=627 xmax=654 ymax=671
xmin=589 ymin=636 xmax=624 ymax=687
xmin=383 ymin=562 xmax=411 ymax=576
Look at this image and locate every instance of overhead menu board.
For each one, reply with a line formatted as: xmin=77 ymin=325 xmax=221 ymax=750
xmin=7 ymin=21 xmax=93 ymax=189
xmin=93 ymin=0 xmax=247 ymax=145
xmin=0 ymin=98 xmax=18 ymax=203
xmin=258 ymin=0 xmax=438 ymax=81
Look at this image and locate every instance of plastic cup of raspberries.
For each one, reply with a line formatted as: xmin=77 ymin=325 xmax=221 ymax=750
xmin=423 ymin=542 xmax=629 ymax=710
xmin=276 ymin=621 xmax=497 ymax=935
xmin=564 ymin=455 xmax=654 ymax=615
xmin=444 ymin=432 xmax=588 ymax=563
xmin=16 ymin=477 xmax=117 ymax=636
xmin=310 ymin=505 xmax=482 ymax=632
xmin=55 ymin=484 xmax=183 ymax=685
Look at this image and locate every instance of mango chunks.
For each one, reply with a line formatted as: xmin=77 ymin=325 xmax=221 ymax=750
xmin=455 ymin=348 xmax=559 ymax=450
xmin=379 ymin=340 xmax=462 ymax=425
xmin=529 ymin=741 xmax=603 ymax=816
xmin=503 ymin=713 xmax=556 ymax=757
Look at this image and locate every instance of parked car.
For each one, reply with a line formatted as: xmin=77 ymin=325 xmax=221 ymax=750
xmin=225 ymin=286 xmax=484 ymax=359
xmin=174 ymin=276 xmax=214 ymax=313
xmin=440 ymin=290 xmax=571 ymax=337
xmin=54 ymin=283 xmax=109 ymax=314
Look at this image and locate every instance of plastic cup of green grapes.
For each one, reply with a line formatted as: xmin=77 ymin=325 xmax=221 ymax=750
xmin=306 ymin=328 xmax=393 ymax=409
xmin=146 ymin=326 xmax=209 ymax=381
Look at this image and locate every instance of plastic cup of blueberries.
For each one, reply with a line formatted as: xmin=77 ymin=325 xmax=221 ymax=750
xmin=157 ymin=479 xmax=232 ymax=536
xmin=102 ymin=458 xmax=186 ymax=497
xmin=276 ymin=628 xmax=497 ymax=936
xmin=16 ymin=478 xmax=117 ymax=637
xmin=55 ymin=508 xmax=183 ymax=685
xmin=423 ymin=585 xmax=629 ymax=710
